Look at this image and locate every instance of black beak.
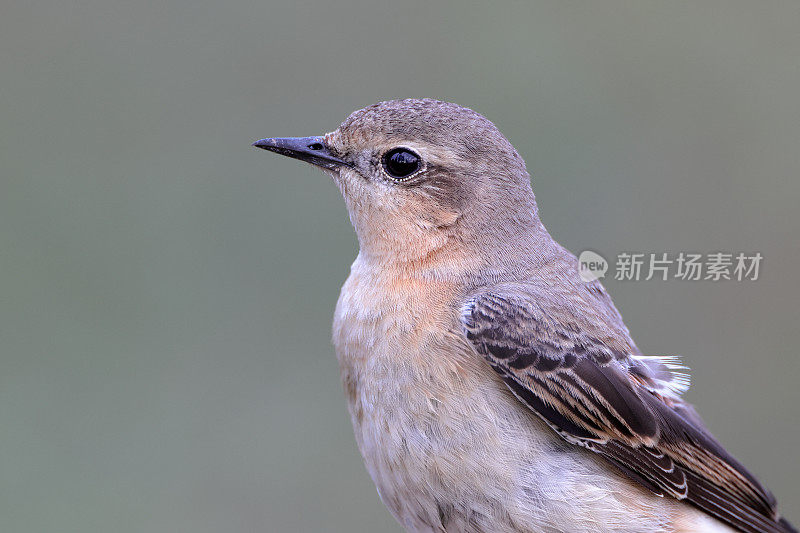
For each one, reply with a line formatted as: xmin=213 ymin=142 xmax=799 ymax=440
xmin=252 ymin=136 xmax=350 ymax=170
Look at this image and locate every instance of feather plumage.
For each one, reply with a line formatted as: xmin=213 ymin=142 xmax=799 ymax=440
xmin=461 ymin=283 xmax=795 ymax=533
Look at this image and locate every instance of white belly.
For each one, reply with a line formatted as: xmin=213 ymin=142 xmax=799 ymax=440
xmin=331 ymin=262 xmax=727 ymax=533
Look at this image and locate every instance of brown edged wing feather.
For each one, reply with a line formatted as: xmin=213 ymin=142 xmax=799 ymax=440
xmin=460 ymin=286 xmax=795 ymax=533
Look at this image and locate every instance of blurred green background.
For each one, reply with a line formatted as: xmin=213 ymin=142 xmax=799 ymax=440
xmin=2 ymin=1 xmax=798 ymax=531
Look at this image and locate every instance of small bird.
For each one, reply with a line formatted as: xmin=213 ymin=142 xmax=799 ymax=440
xmin=253 ymin=99 xmax=795 ymax=533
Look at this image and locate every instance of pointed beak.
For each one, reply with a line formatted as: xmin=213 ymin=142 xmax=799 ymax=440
xmin=251 ymin=136 xmax=350 ymax=170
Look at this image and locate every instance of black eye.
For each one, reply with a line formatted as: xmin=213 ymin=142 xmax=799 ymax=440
xmin=382 ymin=148 xmax=420 ymax=179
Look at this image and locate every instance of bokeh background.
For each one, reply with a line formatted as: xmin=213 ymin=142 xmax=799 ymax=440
xmin=2 ymin=1 xmax=798 ymax=531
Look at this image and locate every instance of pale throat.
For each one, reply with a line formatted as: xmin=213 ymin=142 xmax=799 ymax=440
xmin=352 ymin=222 xmax=484 ymax=282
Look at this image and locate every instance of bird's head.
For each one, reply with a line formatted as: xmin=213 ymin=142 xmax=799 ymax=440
xmin=254 ymin=99 xmax=546 ymax=271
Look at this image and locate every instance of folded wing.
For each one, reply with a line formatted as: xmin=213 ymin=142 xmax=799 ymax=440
xmin=460 ymin=284 xmax=793 ymax=533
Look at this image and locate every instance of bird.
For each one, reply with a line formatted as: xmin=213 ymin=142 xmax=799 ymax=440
xmin=252 ymin=99 xmax=795 ymax=533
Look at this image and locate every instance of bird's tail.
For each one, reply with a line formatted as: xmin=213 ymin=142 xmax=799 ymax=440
xmin=778 ymin=516 xmax=798 ymax=533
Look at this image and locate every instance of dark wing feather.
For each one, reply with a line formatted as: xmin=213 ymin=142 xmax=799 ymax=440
xmin=461 ymin=286 xmax=795 ymax=533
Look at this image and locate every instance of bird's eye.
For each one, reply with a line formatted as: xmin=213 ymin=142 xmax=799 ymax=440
xmin=382 ymin=148 xmax=420 ymax=180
